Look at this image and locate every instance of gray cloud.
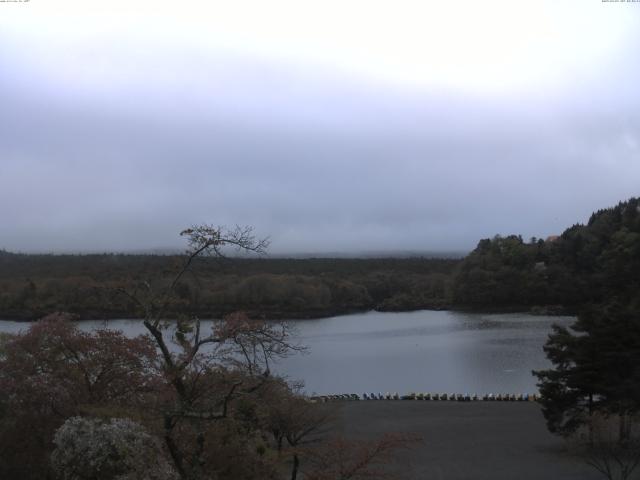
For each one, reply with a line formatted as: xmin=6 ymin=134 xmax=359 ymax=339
xmin=1 ymin=15 xmax=639 ymax=255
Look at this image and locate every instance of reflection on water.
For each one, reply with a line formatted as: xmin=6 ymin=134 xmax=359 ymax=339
xmin=0 ymin=310 xmax=573 ymax=395
xmin=275 ymin=310 xmax=573 ymax=395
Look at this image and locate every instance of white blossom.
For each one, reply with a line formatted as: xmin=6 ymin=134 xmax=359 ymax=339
xmin=52 ymin=417 xmax=178 ymax=480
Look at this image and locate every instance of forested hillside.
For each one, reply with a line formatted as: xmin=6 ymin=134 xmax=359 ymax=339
xmin=452 ymin=197 xmax=640 ymax=313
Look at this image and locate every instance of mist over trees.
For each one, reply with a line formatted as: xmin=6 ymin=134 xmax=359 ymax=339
xmin=0 ymin=197 xmax=638 ymax=321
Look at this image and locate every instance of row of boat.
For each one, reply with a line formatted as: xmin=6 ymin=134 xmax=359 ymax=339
xmin=310 ymin=392 xmax=540 ymax=402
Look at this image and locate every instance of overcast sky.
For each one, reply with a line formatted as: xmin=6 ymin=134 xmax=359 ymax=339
xmin=1 ymin=1 xmax=639 ymax=255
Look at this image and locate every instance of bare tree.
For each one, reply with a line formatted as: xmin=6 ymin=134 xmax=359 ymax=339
xmin=117 ymin=225 xmax=303 ymax=480
xmin=581 ymin=414 xmax=640 ymax=480
xmin=114 ymin=225 xmax=419 ymax=480
xmin=301 ymin=433 xmax=422 ymax=480
xmin=260 ymin=381 xmax=334 ymax=480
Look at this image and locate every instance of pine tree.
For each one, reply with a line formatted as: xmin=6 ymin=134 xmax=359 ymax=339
xmin=534 ymin=301 xmax=640 ymax=439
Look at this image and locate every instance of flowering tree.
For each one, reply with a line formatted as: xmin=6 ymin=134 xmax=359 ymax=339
xmin=51 ymin=416 xmax=177 ymax=480
xmin=0 ymin=314 xmax=159 ymax=479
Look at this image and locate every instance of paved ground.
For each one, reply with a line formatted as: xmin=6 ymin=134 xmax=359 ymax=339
xmin=332 ymin=401 xmax=602 ymax=480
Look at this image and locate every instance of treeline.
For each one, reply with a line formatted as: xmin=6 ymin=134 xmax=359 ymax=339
xmin=0 ymin=254 xmax=459 ymax=320
xmin=452 ymin=197 xmax=640 ymax=313
xmin=1 ymin=196 xmax=638 ymax=320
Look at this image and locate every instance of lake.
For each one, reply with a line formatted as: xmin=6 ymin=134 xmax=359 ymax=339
xmin=0 ymin=310 xmax=573 ymax=395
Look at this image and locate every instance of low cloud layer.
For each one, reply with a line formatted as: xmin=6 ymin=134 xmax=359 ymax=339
xmin=1 ymin=2 xmax=639 ymax=254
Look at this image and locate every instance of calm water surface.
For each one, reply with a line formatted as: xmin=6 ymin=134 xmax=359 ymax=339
xmin=0 ymin=310 xmax=573 ymax=395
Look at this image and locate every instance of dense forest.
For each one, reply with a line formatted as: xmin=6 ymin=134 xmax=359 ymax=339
xmin=1 ymin=196 xmax=638 ymax=320
xmin=529 ymin=200 xmax=640 ymax=464
xmin=0 ymin=254 xmax=458 ymax=320
xmin=452 ymin=197 xmax=640 ymax=314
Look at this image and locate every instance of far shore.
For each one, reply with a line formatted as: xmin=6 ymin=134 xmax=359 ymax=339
xmin=0 ymin=304 xmax=575 ymax=323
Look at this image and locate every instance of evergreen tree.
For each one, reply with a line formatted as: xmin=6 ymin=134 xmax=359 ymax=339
xmin=534 ymin=301 xmax=640 ymax=439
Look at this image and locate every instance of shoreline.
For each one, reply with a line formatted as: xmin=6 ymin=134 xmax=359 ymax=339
xmin=0 ymin=304 xmax=575 ymax=323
